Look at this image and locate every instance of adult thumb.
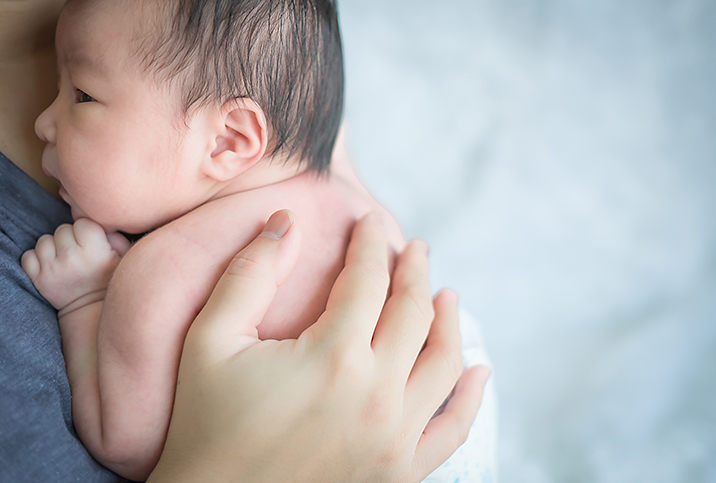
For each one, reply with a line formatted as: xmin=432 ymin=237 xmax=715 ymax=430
xmin=185 ymin=210 xmax=302 ymax=363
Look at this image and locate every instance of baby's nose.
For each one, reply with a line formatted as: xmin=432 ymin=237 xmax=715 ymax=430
xmin=35 ymin=102 xmax=57 ymax=145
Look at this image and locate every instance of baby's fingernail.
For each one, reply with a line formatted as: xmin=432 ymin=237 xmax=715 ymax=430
xmin=261 ymin=210 xmax=294 ymax=240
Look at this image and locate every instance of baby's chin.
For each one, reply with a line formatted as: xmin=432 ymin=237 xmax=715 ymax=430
xmin=66 ymin=198 xmax=159 ymax=235
xmin=61 ymin=195 xmax=126 ymax=234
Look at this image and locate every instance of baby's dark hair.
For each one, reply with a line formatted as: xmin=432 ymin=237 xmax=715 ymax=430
xmin=67 ymin=0 xmax=344 ymax=173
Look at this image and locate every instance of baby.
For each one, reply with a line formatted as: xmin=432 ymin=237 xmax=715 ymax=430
xmin=22 ymin=0 xmax=404 ymax=479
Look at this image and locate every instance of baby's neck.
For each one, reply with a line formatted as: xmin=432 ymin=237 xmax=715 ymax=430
xmin=209 ymin=156 xmax=316 ymax=202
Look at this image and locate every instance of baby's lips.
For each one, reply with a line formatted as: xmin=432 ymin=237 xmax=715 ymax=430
xmin=42 ymin=163 xmax=67 ymax=197
xmin=41 ymin=161 xmax=62 ymax=189
xmin=57 ymin=183 xmax=71 ymax=203
xmin=41 ymin=157 xmax=56 ymax=179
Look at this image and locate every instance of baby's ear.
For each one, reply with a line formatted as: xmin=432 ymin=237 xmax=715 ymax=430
xmin=202 ymin=98 xmax=268 ymax=181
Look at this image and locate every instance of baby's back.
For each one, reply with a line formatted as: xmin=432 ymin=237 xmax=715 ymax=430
xmin=132 ymin=170 xmax=400 ymax=340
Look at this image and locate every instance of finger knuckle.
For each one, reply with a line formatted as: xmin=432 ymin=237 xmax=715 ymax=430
xmin=357 ymin=258 xmax=390 ymax=291
xmin=375 ymin=438 xmax=411 ymax=478
xmin=226 ymin=254 xmax=271 ymax=281
xmin=377 ymin=443 xmax=402 ymax=468
xmin=365 ymin=392 xmax=396 ymax=427
xmin=447 ymin=413 xmax=471 ymax=448
xmin=325 ymin=343 xmax=368 ymax=386
xmin=437 ymin=344 xmax=463 ymax=384
xmin=355 ymin=386 xmax=402 ymax=435
xmin=403 ymin=285 xmax=434 ymax=321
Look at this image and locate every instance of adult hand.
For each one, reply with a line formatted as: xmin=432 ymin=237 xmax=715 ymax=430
xmin=148 ymin=210 xmax=489 ymax=483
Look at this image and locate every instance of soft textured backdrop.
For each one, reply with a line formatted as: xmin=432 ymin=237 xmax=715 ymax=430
xmin=338 ymin=0 xmax=716 ymax=481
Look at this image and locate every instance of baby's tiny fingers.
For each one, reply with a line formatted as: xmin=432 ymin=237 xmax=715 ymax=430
xmin=35 ymin=234 xmax=57 ymax=264
xmin=21 ymin=250 xmax=40 ymax=280
xmin=53 ymin=223 xmax=78 ymax=254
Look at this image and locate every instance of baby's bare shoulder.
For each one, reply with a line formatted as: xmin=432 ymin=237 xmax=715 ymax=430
xmin=135 ymin=174 xmax=354 ymax=268
xmin=189 ymin=174 xmax=355 ymax=234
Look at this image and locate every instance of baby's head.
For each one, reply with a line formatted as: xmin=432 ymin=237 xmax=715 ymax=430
xmin=36 ymin=0 xmax=343 ymax=233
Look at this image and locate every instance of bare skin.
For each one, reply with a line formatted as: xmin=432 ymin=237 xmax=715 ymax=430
xmin=1 ymin=1 xmax=488 ymax=481
xmin=150 ymin=211 xmax=490 ymax=483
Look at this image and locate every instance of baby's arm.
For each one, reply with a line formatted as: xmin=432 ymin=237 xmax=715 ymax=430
xmin=22 ymin=218 xmax=198 ymax=480
xmin=72 ymin=211 xmax=258 ymax=480
xmin=21 ymin=219 xmax=131 ymax=465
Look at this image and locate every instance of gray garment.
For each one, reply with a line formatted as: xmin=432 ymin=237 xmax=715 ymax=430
xmin=0 ymin=152 xmax=124 ymax=482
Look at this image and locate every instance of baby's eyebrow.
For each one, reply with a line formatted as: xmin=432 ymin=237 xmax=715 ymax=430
xmin=64 ymin=51 xmax=110 ymax=79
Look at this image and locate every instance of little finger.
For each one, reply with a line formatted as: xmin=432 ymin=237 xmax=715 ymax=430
xmin=20 ymin=250 xmax=40 ymax=280
xmin=411 ymin=366 xmax=489 ymax=480
xmin=404 ymin=290 xmax=462 ymax=424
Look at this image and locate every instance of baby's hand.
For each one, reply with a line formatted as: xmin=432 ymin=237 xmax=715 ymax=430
xmin=21 ymin=218 xmax=131 ymax=314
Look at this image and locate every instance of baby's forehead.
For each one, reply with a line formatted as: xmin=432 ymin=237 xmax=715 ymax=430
xmin=59 ymin=0 xmax=168 ymax=72
xmin=61 ymin=0 xmax=169 ymax=49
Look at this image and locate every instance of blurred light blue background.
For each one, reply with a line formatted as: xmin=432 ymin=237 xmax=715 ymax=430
xmin=338 ymin=0 xmax=716 ymax=481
